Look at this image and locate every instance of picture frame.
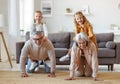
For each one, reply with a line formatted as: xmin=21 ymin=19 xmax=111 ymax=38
xmin=81 ymin=5 xmax=89 ymax=15
xmin=40 ymin=0 xmax=53 ymax=17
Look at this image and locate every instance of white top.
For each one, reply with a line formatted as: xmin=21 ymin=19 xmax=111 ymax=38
xmin=30 ymin=23 xmax=48 ymax=37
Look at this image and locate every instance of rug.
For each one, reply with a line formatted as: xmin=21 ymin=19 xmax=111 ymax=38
xmin=0 ymin=70 xmax=120 ymax=84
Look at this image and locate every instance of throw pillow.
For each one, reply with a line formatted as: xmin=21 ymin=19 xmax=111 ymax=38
xmin=105 ymin=41 xmax=115 ymax=49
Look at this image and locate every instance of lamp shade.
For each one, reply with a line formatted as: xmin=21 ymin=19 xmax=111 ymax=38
xmin=0 ymin=14 xmax=4 ymax=27
xmin=118 ymin=3 xmax=120 ymax=9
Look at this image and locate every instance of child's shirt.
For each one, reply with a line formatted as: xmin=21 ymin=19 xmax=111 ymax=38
xmin=30 ymin=23 xmax=48 ymax=37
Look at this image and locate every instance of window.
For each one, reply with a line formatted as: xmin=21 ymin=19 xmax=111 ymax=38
xmin=19 ymin=0 xmax=34 ymax=33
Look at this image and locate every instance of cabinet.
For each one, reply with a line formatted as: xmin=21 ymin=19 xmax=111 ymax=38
xmin=114 ymin=34 xmax=120 ymax=42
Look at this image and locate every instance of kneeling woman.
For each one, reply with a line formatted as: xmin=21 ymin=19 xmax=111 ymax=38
xmin=66 ymin=32 xmax=99 ymax=81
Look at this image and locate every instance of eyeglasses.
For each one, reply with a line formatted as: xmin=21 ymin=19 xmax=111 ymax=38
xmin=33 ymin=36 xmax=44 ymax=41
xmin=32 ymin=31 xmax=44 ymax=35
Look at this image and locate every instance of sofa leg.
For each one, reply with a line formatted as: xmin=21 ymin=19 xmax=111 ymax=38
xmin=108 ymin=64 xmax=113 ymax=71
xmin=108 ymin=65 xmax=110 ymax=71
xmin=111 ymin=64 xmax=113 ymax=71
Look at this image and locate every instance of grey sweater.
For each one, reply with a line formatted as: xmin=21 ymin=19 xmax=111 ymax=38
xmin=20 ymin=39 xmax=56 ymax=74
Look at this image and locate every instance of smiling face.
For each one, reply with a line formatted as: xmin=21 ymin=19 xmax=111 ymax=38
xmin=32 ymin=33 xmax=44 ymax=46
xmin=34 ymin=11 xmax=43 ymax=23
xmin=74 ymin=14 xmax=84 ymax=25
xmin=77 ymin=39 xmax=87 ymax=49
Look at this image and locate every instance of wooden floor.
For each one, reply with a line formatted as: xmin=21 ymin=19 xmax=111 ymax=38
xmin=0 ymin=59 xmax=120 ymax=72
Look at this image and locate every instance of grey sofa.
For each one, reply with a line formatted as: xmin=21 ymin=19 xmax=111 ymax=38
xmin=16 ymin=32 xmax=120 ymax=71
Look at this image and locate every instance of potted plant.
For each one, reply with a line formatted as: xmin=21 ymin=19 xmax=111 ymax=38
xmin=66 ymin=8 xmax=71 ymax=13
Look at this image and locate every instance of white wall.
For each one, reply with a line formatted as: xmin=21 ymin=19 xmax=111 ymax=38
xmin=0 ymin=0 xmax=8 ymax=26
xmin=0 ymin=0 xmax=9 ymax=60
xmin=0 ymin=0 xmax=120 ymax=58
xmin=35 ymin=0 xmax=120 ymax=33
xmin=1 ymin=0 xmax=120 ymax=34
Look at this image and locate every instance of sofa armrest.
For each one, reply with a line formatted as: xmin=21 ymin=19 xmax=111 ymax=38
xmin=115 ymin=42 xmax=120 ymax=64
xmin=16 ymin=41 xmax=25 ymax=63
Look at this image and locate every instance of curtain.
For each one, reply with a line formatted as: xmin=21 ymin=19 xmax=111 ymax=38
xmin=20 ymin=0 xmax=34 ymax=33
xmin=8 ymin=0 xmax=19 ymax=58
xmin=8 ymin=0 xmax=34 ymax=57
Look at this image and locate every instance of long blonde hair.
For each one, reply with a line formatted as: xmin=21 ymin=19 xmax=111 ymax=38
xmin=74 ymin=11 xmax=89 ymax=27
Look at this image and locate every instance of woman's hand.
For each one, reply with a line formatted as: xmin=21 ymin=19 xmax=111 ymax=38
xmin=21 ymin=73 xmax=28 ymax=77
xmin=65 ymin=77 xmax=75 ymax=80
xmin=48 ymin=72 xmax=56 ymax=77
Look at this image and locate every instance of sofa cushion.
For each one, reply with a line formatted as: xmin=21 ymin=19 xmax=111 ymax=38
xmin=26 ymin=31 xmax=30 ymax=41
xmin=54 ymin=48 xmax=68 ymax=58
xmin=98 ymin=42 xmax=106 ymax=48
xmin=106 ymin=41 xmax=116 ymax=49
xmin=96 ymin=33 xmax=114 ymax=48
xmin=96 ymin=33 xmax=114 ymax=42
xmin=98 ymin=48 xmax=115 ymax=58
xmin=69 ymin=32 xmax=75 ymax=48
xmin=48 ymin=32 xmax=70 ymax=48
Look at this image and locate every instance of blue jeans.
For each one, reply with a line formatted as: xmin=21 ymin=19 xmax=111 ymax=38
xmin=26 ymin=59 xmax=50 ymax=73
